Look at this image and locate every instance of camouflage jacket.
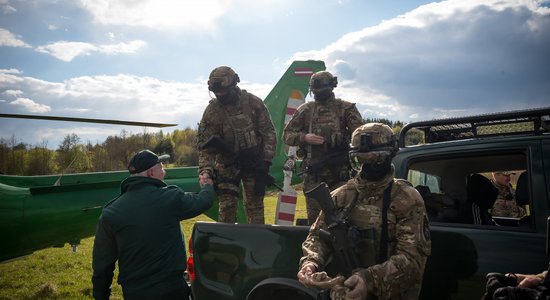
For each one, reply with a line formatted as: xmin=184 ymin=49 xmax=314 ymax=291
xmin=197 ymin=88 xmax=276 ymax=173
xmin=491 ymin=182 xmax=526 ymax=218
xmin=300 ymin=171 xmax=431 ymax=300
xmin=283 ymin=95 xmax=363 ymax=164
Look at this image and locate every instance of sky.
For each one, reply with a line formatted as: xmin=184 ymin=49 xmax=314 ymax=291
xmin=0 ymin=0 xmax=549 ymax=149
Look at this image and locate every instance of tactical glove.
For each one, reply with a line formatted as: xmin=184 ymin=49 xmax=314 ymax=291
xmin=344 ymin=272 xmax=367 ymax=300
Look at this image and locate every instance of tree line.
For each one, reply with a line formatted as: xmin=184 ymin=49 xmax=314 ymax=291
xmin=0 ymin=127 xmax=199 ymax=176
xmin=0 ymin=118 xmax=420 ymax=176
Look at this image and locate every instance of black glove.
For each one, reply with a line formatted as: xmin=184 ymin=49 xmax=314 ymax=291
xmin=252 ymin=160 xmax=271 ymax=197
xmin=258 ymin=160 xmax=271 ymax=173
xmin=482 ymin=273 xmax=518 ymax=300
xmin=493 ymin=286 xmax=542 ymax=300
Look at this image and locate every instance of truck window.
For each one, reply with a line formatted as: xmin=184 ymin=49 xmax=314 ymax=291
xmin=406 ymin=151 xmax=532 ymax=228
xmin=408 ymin=169 xmax=441 ymax=193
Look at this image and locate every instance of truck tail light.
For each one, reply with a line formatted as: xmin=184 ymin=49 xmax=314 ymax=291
xmin=187 ymin=237 xmax=196 ymax=283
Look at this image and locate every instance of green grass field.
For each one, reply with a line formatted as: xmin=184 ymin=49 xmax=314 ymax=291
xmin=0 ymin=190 xmax=307 ymax=300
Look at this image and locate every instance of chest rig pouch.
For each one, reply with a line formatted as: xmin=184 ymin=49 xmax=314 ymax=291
xmin=342 ymin=182 xmax=393 ymax=268
xmin=220 ymin=91 xmax=260 ymax=154
xmin=303 ymin=99 xmax=347 ymax=160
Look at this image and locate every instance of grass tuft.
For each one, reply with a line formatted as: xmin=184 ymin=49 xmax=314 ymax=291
xmin=33 ymin=283 xmax=58 ymax=299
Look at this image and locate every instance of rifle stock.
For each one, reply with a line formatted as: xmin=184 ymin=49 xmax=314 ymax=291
xmin=305 ymin=182 xmax=360 ymax=277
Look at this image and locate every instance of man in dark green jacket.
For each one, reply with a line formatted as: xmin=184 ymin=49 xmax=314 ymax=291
xmin=92 ymin=149 xmax=215 ymax=300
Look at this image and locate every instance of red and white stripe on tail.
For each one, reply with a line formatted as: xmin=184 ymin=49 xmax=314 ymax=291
xmin=275 ymin=89 xmax=306 ymax=225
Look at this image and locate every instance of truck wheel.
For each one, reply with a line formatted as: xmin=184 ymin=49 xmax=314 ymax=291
xmin=246 ymin=277 xmax=318 ymax=300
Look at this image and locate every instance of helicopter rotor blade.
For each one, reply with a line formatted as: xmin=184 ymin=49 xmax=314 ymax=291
xmin=0 ymin=113 xmax=177 ymax=128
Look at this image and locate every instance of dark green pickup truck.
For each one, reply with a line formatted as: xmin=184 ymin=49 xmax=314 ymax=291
xmin=188 ymin=107 xmax=550 ymax=300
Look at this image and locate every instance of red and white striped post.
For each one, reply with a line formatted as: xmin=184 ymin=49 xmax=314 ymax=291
xmin=275 ymin=88 xmax=308 ymax=225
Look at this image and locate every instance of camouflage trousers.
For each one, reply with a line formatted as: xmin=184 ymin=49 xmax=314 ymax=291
xmin=216 ymin=167 xmax=265 ymax=224
xmin=303 ymin=170 xmax=348 ymax=225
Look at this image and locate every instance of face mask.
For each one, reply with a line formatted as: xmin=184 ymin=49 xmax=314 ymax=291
xmin=216 ymin=88 xmax=238 ymax=104
xmin=359 ymin=157 xmax=392 ymax=181
xmin=313 ymin=89 xmax=333 ymax=102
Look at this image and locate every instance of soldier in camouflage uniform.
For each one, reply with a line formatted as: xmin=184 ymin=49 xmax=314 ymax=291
xmin=490 ymin=171 xmax=526 ymax=218
xmin=283 ymin=71 xmax=363 ymax=225
xmin=197 ymin=66 xmax=276 ymax=224
xmin=297 ymin=123 xmax=431 ymax=300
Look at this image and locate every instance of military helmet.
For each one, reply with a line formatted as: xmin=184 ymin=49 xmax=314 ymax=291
xmin=208 ymin=66 xmax=240 ymax=93
xmin=309 ymin=71 xmax=338 ymax=93
xmin=349 ymin=123 xmax=398 ymax=170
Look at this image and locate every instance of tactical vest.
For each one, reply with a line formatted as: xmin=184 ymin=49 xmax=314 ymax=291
xmin=339 ymin=181 xmax=396 ymax=268
xmin=300 ymin=99 xmax=349 ymax=160
xmin=218 ymin=90 xmax=260 ymax=154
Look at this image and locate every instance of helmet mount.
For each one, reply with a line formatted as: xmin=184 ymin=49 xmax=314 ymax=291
xmin=208 ymin=66 xmax=240 ymax=93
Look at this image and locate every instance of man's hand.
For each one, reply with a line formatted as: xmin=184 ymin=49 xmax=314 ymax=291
xmin=199 ymin=172 xmax=213 ymax=187
xmin=515 ymin=273 xmax=544 ymax=288
xmin=304 ymin=133 xmax=325 ymax=145
xmin=344 ymin=273 xmax=367 ymax=300
xmin=297 ymin=263 xmax=317 ymax=286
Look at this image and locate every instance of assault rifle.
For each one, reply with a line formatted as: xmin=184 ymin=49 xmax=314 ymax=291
xmin=305 ymin=182 xmax=360 ymax=277
xmin=297 ymin=150 xmax=349 ymax=176
xmin=199 ymin=135 xmax=283 ymax=193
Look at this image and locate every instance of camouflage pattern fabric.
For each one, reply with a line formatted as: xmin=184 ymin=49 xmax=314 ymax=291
xmin=491 ymin=182 xmax=526 ymax=218
xmin=283 ymin=94 xmax=363 ymax=224
xmin=216 ymin=165 xmax=265 ymax=224
xmin=299 ymin=168 xmax=431 ymax=300
xmin=197 ymin=87 xmax=276 ymax=224
xmin=303 ymin=169 xmax=348 ymax=225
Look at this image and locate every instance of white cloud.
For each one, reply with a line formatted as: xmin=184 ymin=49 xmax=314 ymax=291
xmin=0 ymin=69 xmax=276 ymax=129
xmin=106 ymin=32 xmax=115 ymax=41
xmin=78 ymin=0 xmax=228 ymax=30
xmin=0 ymin=72 xmax=201 ymax=125
xmin=62 ymin=108 xmax=91 ymax=113
xmin=290 ymin=0 xmax=550 ymax=122
xmin=0 ymin=28 xmax=31 ymax=48
xmin=9 ymin=98 xmax=52 ymax=113
xmin=100 ymin=40 xmax=147 ymax=54
xmin=0 ymin=68 xmax=21 ymax=74
xmin=0 ymin=68 xmax=24 ymax=85
xmin=77 ymin=0 xmax=291 ymax=32
xmin=35 ymin=40 xmax=146 ymax=62
xmin=0 ymin=0 xmax=16 ymax=14
xmin=35 ymin=41 xmax=96 ymax=62
xmin=3 ymin=89 xmax=23 ymax=97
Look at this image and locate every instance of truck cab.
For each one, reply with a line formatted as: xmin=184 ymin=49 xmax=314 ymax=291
xmin=395 ymin=107 xmax=550 ymax=299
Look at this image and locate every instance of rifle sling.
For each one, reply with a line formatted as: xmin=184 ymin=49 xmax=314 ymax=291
xmin=378 ymin=182 xmax=393 ymax=264
xmin=307 ymin=102 xmax=317 ymax=160
xmin=340 ymin=180 xmax=392 ymax=268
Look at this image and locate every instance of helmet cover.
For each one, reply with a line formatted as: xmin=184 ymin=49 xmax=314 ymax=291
xmin=208 ymin=66 xmax=240 ymax=93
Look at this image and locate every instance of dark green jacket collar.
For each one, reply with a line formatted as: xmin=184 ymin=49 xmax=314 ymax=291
xmin=120 ymin=176 xmax=167 ymax=194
